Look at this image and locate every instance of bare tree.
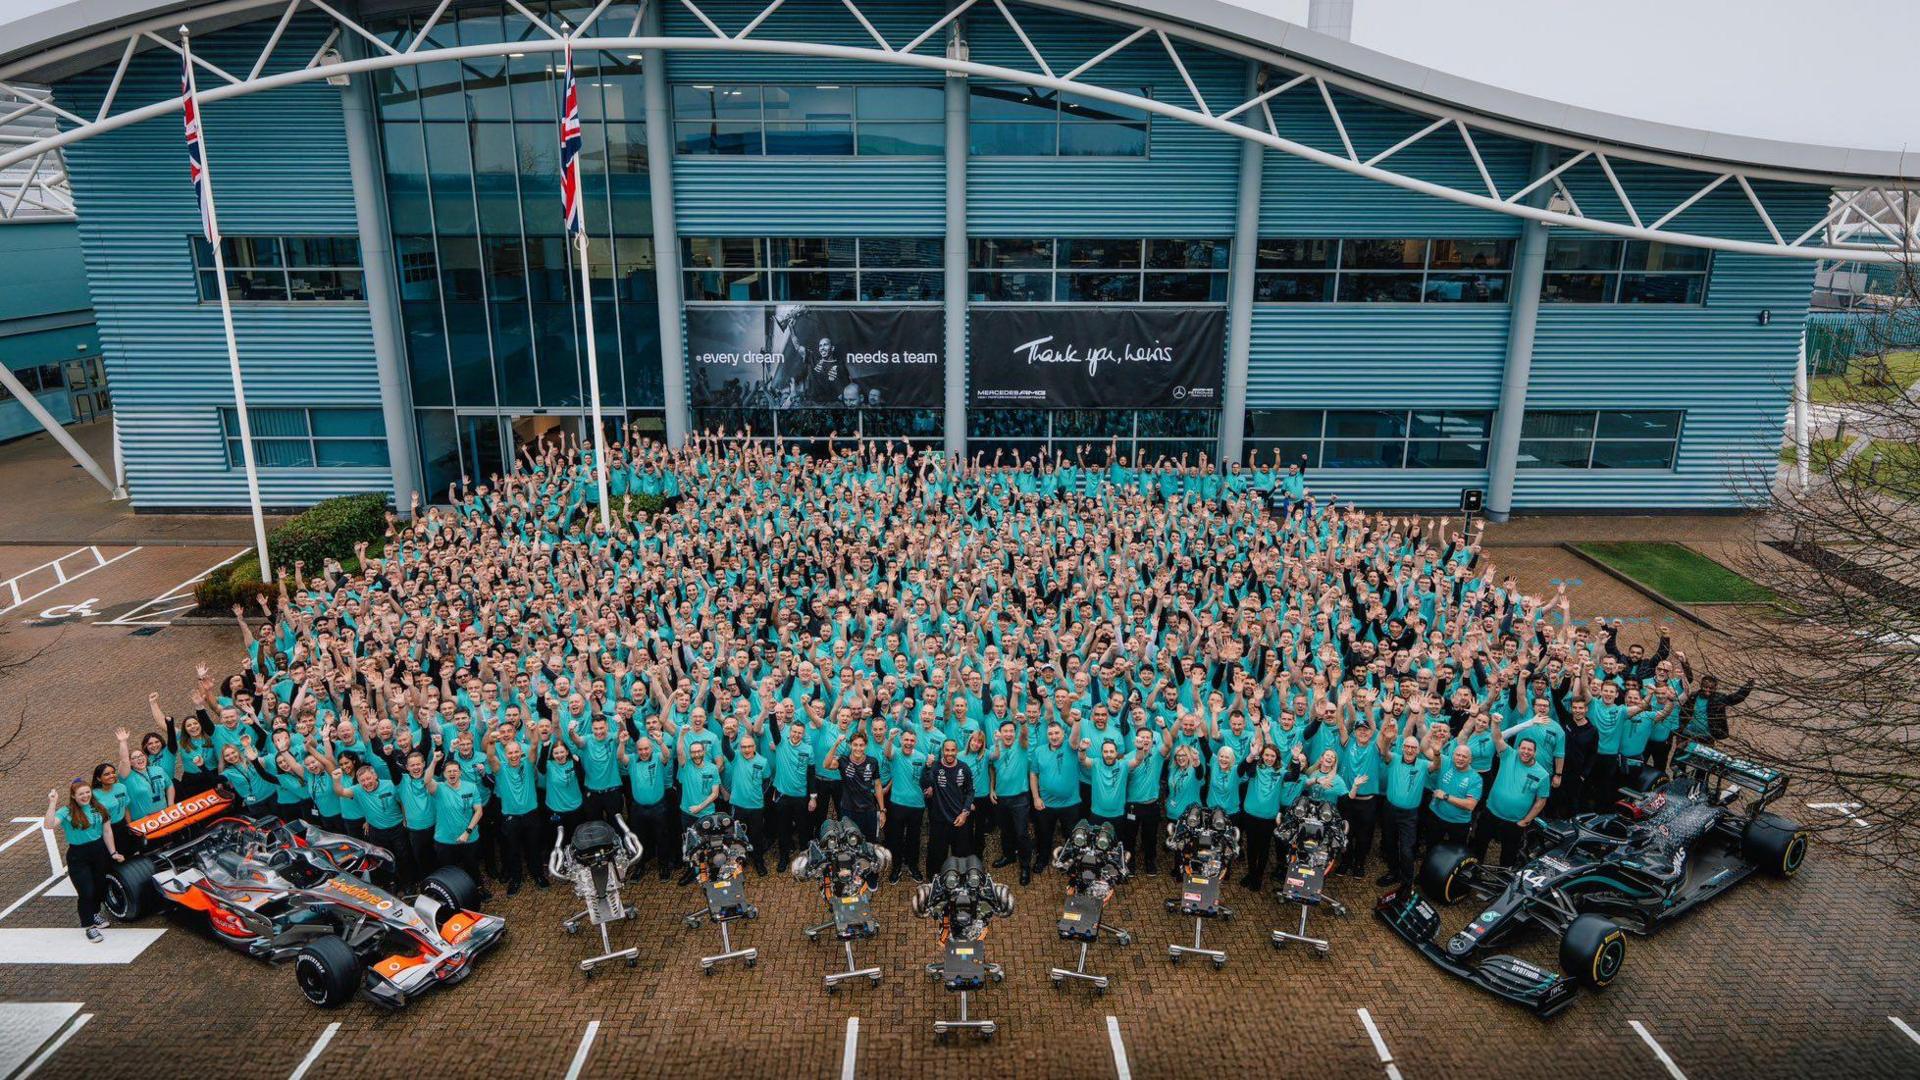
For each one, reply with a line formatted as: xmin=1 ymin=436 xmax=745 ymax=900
xmin=0 ymin=624 xmax=35 ymax=778
xmin=1727 ymin=246 xmax=1920 ymax=911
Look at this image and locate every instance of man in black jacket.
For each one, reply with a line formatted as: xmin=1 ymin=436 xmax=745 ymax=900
xmin=1605 ymin=621 xmax=1672 ymax=683
xmin=924 ymin=739 xmax=975 ymax=874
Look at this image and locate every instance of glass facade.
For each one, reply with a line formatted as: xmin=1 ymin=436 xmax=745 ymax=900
xmin=370 ymin=2 xmax=661 ymax=497
xmin=1242 ymin=409 xmax=1493 ymax=468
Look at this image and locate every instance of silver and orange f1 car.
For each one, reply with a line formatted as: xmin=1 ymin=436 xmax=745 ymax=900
xmin=102 ymin=788 xmax=505 ymax=1008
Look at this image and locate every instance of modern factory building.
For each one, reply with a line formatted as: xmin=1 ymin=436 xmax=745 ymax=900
xmin=0 ymin=0 xmax=1907 ymax=516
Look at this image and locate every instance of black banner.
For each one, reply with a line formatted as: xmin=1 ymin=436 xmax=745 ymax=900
xmin=968 ymin=307 xmax=1226 ymax=409
xmin=687 ymin=305 xmax=944 ymax=409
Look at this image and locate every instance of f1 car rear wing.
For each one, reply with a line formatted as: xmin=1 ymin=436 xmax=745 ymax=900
xmin=129 ymin=787 xmax=235 ymax=841
xmin=1672 ymin=745 xmax=1787 ymax=804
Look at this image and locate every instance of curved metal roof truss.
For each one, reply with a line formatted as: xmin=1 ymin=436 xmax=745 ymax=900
xmin=0 ymin=0 xmax=1911 ymax=260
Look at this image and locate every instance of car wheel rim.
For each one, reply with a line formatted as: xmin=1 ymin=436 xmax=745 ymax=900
xmin=1595 ymin=935 xmax=1624 ymax=984
xmin=1784 ymin=834 xmax=1807 ymax=875
xmin=295 ymin=956 xmax=328 ymax=1003
xmin=104 ymin=878 xmax=126 ymax=918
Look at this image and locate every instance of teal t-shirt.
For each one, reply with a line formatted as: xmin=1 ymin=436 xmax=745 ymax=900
xmin=990 ymin=742 xmax=1030 ymax=798
xmin=678 ymin=759 xmax=722 ymax=816
xmin=349 ymin=780 xmax=406 ymax=829
xmin=1486 ymin=748 xmax=1552 ymax=823
xmin=545 ymin=757 xmax=584 ymax=813
xmin=58 ymin=804 xmax=105 ymax=845
xmin=1384 ymin=753 xmax=1431 ymax=811
xmin=626 ymin=752 xmax=670 ymax=807
xmin=1125 ymin=747 xmax=1164 ymax=804
xmin=728 ymin=754 xmax=770 ymax=810
xmin=1031 ymin=744 xmax=1080 ymax=807
xmin=885 ymin=747 xmax=928 ymax=809
xmin=431 ymin=780 xmax=484 ymax=845
xmin=1429 ymin=763 xmax=1482 ymax=824
xmin=1088 ymin=758 xmax=1128 ymax=818
xmin=494 ymin=758 xmax=539 ymax=817
xmin=398 ymin=774 xmax=436 ymax=828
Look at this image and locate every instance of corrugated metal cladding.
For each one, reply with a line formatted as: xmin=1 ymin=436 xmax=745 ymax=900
xmin=57 ymin=15 xmax=386 ymax=509
xmin=44 ymin=0 xmax=1835 ymax=512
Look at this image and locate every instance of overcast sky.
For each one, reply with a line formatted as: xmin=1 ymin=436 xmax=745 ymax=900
xmin=1239 ymin=0 xmax=1918 ymax=154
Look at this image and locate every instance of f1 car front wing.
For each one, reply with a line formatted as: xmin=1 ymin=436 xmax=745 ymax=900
xmin=1375 ymin=888 xmax=1579 ymax=1018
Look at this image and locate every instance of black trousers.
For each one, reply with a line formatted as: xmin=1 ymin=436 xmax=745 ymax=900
xmin=1032 ymin=805 xmax=1075 ymax=868
xmin=970 ymin=797 xmax=993 ymax=855
xmin=367 ymin=823 xmax=410 ymax=888
xmin=814 ymin=779 xmax=842 ymax=832
xmin=768 ymin=791 xmax=810 ymax=860
xmin=1341 ymin=796 xmax=1378 ymax=871
xmin=1481 ymin=815 xmax=1529 ymax=867
xmin=731 ymin=804 xmax=769 ymax=869
xmin=1586 ymin=756 xmax=1623 ymax=812
xmin=927 ymin=814 xmax=964 ymax=874
xmin=630 ymin=801 xmax=671 ymax=872
xmin=1426 ymin=808 xmax=1472 ymax=852
xmin=994 ymin=796 xmax=1033 ymax=870
xmin=885 ymin=803 xmax=924 ymax=878
xmin=177 ymin=771 xmax=217 ymax=798
xmin=585 ymin=787 xmax=626 ymax=825
xmin=1383 ymin=804 xmax=1420 ymax=885
xmin=496 ymin=811 xmax=543 ymax=886
xmin=434 ymin=839 xmax=481 ymax=883
xmin=1125 ymin=800 xmax=1162 ymax=872
xmin=408 ymin=827 xmax=437 ymax=877
xmin=843 ymin=807 xmax=877 ymax=843
xmin=68 ymin=838 xmax=109 ymax=928
xmin=1239 ymin=812 xmax=1273 ymax=885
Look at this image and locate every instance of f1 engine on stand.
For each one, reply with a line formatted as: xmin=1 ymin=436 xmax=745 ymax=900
xmin=679 ymin=813 xmax=759 ymax=975
xmin=1048 ymin=819 xmax=1133 ymax=992
xmin=1163 ymin=806 xmax=1242 ymax=969
xmin=1270 ymin=796 xmax=1350 ymax=957
xmin=549 ymin=816 xmax=643 ymax=975
xmin=791 ymin=818 xmax=892 ymax=993
xmin=914 ymin=855 xmax=1015 ymax=1042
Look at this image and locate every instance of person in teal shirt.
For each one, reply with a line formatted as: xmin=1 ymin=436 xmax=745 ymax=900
xmin=1123 ymin=727 xmax=1166 ymax=874
xmin=1204 ymin=745 xmax=1242 ymax=816
xmin=1426 ymin=743 xmax=1482 ymax=849
xmin=45 ymin=782 xmax=122 ymax=940
xmin=988 ymin=721 xmax=1034 ymax=881
xmin=486 ymin=732 xmax=544 ymax=895
xmin=425 ymin=760 xmax=487 ymax=899
xmin=114 ymin=728 xmax=174 ymax=822
xmin=1477 ymin=723 xmax=1553 ymax=867
xmin=883 ymin=730 xmax=930 ymax=883
xmin=1237 ymin=743 xmax=1288 ymax=890
xmin=1079 ymin=739 xmax=1130 ymax=827
xmin=676 ymin=737 xmax=724 ymax=825
xmin=619 ymin=730 xmax=674 ymax=879
xmin=1164 ymin=743 xmax=1205 ymax=822
xmin=1380 ymin=730 xmax=1431 ymax=888
xmin=541 ymin=730 xmax=585 ymax=824
xmin=726 ymin=735 xmax=772 ymax=875
xmin=1029 ymin=723 xmax=1080 ymax=877
xmin=768 ymin=719 xmax=816 ymax=866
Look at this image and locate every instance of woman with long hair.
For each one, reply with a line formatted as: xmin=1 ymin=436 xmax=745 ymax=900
xmin=43 ymin=780 xmax=121 ymax=942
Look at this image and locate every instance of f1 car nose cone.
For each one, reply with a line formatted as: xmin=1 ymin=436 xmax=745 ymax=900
xmin=1447 ymin=931 xmax=1477 ymax=957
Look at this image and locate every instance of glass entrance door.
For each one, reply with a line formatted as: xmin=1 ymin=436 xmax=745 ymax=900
xmin=457 ymin=413 xmax=506 ymax=485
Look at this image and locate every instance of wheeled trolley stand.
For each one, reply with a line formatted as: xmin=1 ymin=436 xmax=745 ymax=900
xmin=1165 ymin=868 xmax=1233 ymax=969
xmin=550 ymin=818 xmax=645 ymax=975
xmin=1270 ymin=857 xmax=1348 ymax=957
xmin=1049 ymin=891 xmax=1131 ymax=991
xmin=682 ymin=871 xmax=759 ymax=974
xmin=811 ymin=892 xmax=882 ymax=993
xmin=927 ymin=940 xmax=1003 ymax=1041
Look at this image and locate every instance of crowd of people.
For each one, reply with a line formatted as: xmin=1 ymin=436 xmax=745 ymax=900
xmin=46 ymin=428 xmax=1753 ymax=942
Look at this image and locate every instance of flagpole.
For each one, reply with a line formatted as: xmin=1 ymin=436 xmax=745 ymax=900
xmin=561 ymin=33 xmax=611 ymax=531
xmin=184 ymin=26 xmax=272 ymax=581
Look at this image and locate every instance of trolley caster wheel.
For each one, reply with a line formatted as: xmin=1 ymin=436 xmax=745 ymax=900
xmin=1050 ymin=974 xmax=1063 ymax=988
xmin=1168 ymin=950 xmax=1181 ymax=965
xmin=979 ymin=1028 xmax=995 ymax=1042
xmin=582 ymin=966 xmax=595 ymax=979
xmin=804 ymin=930 xmax=819 ymax=942
xmin=702 ymin=964 xmax=715 ymax=976
xmin=745 ymin=958 xmax=757 ymax=969
xmin=935 ymin=1030 xmax=950 ymax=1044
xmin=825 ymin=983 xmax=838 ymax=995
xmin=1212 ymin=957 xmax=1227 ymax=970
xmin=746 ymin=907 xmax=759 ymax=920
xmin=1163 ymin=899 xmax=1177 ymax=912
xmin=1115 ymin=932 xmax=1132 ymax=946
xmin=1314 ymin=945 xmax=1330 ymax=960
xmin=684 ymin=917 xmax=702 ymax=930
xmin=626 ymin=957 xmax=638 ymax=968
xmin=1094 ymin=982 xmax=1108 ymax=996
xmin=989 ymin=970 xmax=1003 ymax=983
xmin=869 ymin=975 xmax=881 ymax=987
xmin=1271 ymin=939 xmax=1283 ymax=951
xmin=563 ymin=922 xmax=580 ymax=935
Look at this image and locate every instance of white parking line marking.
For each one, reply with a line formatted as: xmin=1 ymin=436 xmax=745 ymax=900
xmin=0 ymin=1002 xmax=82 ymax=1078
xmin=841 ymin=1017 xmax=859 ymax=1080
xmin=41 ymin=822 xmax=74 ymax=898
xmin=95 ymin=547 xmax=246 ymax=627
xmin=0 ymin=871 xmax=64 ymax=923
xmin=0 ymin=927 xmax=165 ymax=964
xmin=1806 ymin=801 xmax=1872 ymax=827
xmin=563 ymin=1020 xmax=601 ymax=1080
xmin=1892 ymin=1016 xmax=1920 ymax=1048
xmin=0 ymin=548 xmax=86 ymax=612
xmin=287 ymin=1022 xmax=340 ymax=1080
xmin=15 ymin=1011 xmax=91 ymax=1080
xmin=1106 ymin=1016 xmax=1131 ymax=1080
xmin=1357 ymin=1009 xmax=1403 ymax=1080
xmin=1630 ymin=1020 xmax=1688 ymax=1080
xmin=0 ymin=821 xmax=40 ymax=855
xmin=0 ymin=547 xmax=141 ymax=618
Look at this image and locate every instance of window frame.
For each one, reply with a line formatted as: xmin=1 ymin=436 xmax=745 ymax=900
xmin=191 ymin=235 xmax=367 ymax=305
xmin=968 ymin=237 xmax=1231 ymax=304
xmin=1515 ymin=409 xmax=1686 ymax=471
xmin=682 ymin=237 xmax=944 ymax=304
xmin=1242 ymin=408 xmax=1493 ymax=469
xmin=221 ymin=407 xmax=391 ymax=470
xmin=672 ymin=82 xmax=945 ymax=158
xmin=966 ymin=83 xmax=1153 ymax=159
xmin=1252 ymin=238 xmax=1516 ymax=306
xmin=1540 ymin=236 xmax=1711 ymax=306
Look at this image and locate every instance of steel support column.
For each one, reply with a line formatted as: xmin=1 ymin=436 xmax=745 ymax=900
xmin=643 ymin=0 xmax=689 ymax=446
xmin=1485 ymin=141 xmax=1553 ymax=522
xmin=339 ymin=29 xmax=420 ymax=512
xmin=1792 ymin=329 xmax=1810 ymax=491
xmin=943 ymin=23 xmax=968 ymax=459
xmin=1217 ymin=60 xmax=1263 ymax=470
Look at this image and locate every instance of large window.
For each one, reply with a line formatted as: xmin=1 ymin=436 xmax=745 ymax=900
xmin=969 ymin=84 xmax=1150 ymax=157
xmin=220 ymin=408 xmax=390 ymax=469
xmin=965 ymin=409 xmax=1218 ymax=464
xmin=683 ymin=237 xmax=943 ymax=301
xmin=672 ymin=83 xmax=944 ymax=156
xmin=191 ymin=236 xmax=365 ymax=303
xmin=1253 ymin=238 xmax=1514 ymax=304
xmin=692 ymin=407 xmax=942 ymax=455
xmin=0 ymin=363 xmax=65 ymax=403
xmin=1243 ymin=409 xmax=1492 ymax=468
xmin=970 ymin=238 xmax=1229 ymax=302
xmin=1517 ymin=410 xmax=1684 ymax=469
xmin=1541 ymin=238 xmax=1710 ymax=304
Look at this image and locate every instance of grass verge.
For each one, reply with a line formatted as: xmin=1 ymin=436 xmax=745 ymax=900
xmin=1573 ymin=541 xmax=1775 ymax=605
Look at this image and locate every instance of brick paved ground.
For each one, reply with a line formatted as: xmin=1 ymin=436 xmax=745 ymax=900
xmin=1 ymin=540 xmax=1916 ymax=1079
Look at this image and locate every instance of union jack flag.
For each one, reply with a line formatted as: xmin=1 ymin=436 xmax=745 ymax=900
xmin=180 ymin=39 xmax=218 ymax=245
xmin=558 ymin=43 xmax=584 ymax=238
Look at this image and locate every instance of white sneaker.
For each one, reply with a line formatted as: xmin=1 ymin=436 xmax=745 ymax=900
xmin=91 ymin=913 xmax=108 ymax=929
xmin=85 ymin=927 xmax=103 ymax=943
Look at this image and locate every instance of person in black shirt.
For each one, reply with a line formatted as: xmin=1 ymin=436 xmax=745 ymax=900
xmin=829 ymin=732 xmax=881 ymax=842
xmin=924 ymin=739 xmax=975 ymax=873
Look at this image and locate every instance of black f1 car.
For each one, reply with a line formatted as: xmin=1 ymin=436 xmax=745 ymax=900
xmin=1377 ymin=744 xmax=1808 ymax=1017
xmin=102 ymin=788 xmax=505 ymax=1008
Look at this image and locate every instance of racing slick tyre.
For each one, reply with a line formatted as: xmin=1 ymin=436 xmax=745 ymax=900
xmin=1742 ymin=812 xmax=1809 ymax=879
xmin=295 ymin=936 xmax=363 ymax=1008
xmin=103 ymin=856 xmax=159 ymax=920
xmin=1417 ymin=844 xmax=1476 ymax=906
xmin=1559 ymin=914 xmax=1627 ymax=990
xmin=1624 ymin=763 xmax=1667 ymax=794
xmin=419 ymin=866 xmax=481 ymax=911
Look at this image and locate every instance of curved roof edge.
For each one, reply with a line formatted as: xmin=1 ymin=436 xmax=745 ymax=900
xmin=1 ymin=0 xmax=1912 ymax=181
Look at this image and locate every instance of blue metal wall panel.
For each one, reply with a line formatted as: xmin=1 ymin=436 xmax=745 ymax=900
xmin=56 ymin=15 xmax=388 ymax=509
xmin=0 ymin=391 xmax=75 ymax=443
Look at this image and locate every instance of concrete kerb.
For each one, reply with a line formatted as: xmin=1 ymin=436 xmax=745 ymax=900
xmin=1558 ymin=542 xmax=1722 ymax=633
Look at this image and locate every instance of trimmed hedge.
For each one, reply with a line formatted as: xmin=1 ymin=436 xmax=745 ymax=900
xmin=194 ymin=493 xmax=390 ymax=613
